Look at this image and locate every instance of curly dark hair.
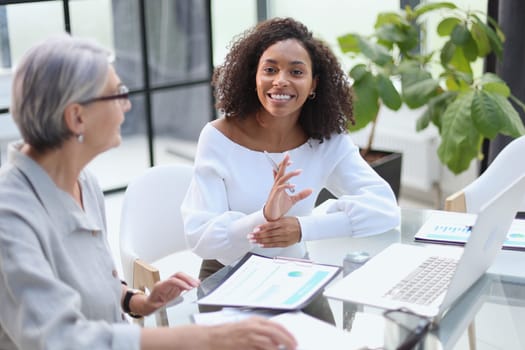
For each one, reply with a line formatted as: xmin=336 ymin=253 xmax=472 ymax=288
xmin=212 ymin=17 xmax=354 ymax=142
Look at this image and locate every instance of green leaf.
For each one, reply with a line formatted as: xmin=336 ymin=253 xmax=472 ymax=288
xmin=472 ymin=15 xmax=503 ymax=59
xmin=416 ymin=108 xmax=431 ymax=131
xmin=445 ymin=75 xmax=460 ymax=91
xmin=396 ymin=59 xmax=419 ymax=73
xmin=491 ymin=94 xmax=525 ymax=136
xmin=449 ymin=46 xmax=473 ymax=74
xmin=397 ymin=25 xmax=419 ymax=53
xmin=451 ymin=24 xmax=471 ymax=45
xmin=375 ymin=12 xmax=404 ymax=28
xmin=480 ymin=83 xmax=510 ymax=97
xmin=510 ymin=95 xmax=525 ymax=115
xmin=437 ymin=17 xmax=461 ymax=37
xmin=478 ymin=72 xmax=504 ymax=84
xmin=413 ymin=2 xmax=457 ymax=17
xmin=338 ymin=33 xmax=360 ymax=54
xmin=376 ymin=23 xmax=407 ymax=44
xmin=349 ymin=64 xmax=369 ymax=82
xmin=440 ymin=40 xmax=455 ymax=66
xmin=471 ymin=22 xmax=491 ymax=57
xmin=471 ymin=90 xmax=506 ymax=138
xmin=377 ymin=38 xmax=394 ymax=50
xmin=424 ymin=91 xmax=458 ymax=130
xmin=486 ymin=15 xmax=506 ymax=42
xmin=400 ymin=63 xmax=432 ymax=85
xmin=495 ymin=26 xmax=506 ymax=43
xmin=350 ymin=72 xmax=380 ymax=131
xmin=357 ymin=36 xmax=393 ymax=66
xmin=441 ymin=69 xmax=473 ymax=91
xmin=438 ymin=91 xmax=481 ymax=174
xmin=462 ymin=35 xmax=478 ymax=61
xmin=401 ymin=67 xmax=439 ymax=108
xmin=403 ymin=79 xmax=440 ymax=108
xmin=376 ymin=74 xmax=402 ymax=110
xmin=478 ymin=73 xmax=509 ymax=96
xmin=472 ymin=90 xmax=525 ymax=138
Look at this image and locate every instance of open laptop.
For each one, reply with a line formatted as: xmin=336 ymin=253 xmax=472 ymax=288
xmin=325 ymin=175 xmax=525 ymax=321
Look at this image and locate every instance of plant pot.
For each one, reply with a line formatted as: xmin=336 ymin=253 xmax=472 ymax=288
xmin=315 ymin=149 xmax=403 ymax=206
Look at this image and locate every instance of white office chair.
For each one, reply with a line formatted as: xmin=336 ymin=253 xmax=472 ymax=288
xmin=445 ymin=135 xmax=525 ymax=213
xmin=119 ymin=163 xmax=201 ymax=326
xmin=444 ymin=135 xmax=525 ymax=350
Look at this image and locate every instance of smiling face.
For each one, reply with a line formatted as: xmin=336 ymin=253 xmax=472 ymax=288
xmin=255 ymin=39 xmax=317 ymax=120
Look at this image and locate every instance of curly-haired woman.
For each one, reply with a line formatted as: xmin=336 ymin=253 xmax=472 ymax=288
xmin=182 ymin=17 xmax=400 ymax=323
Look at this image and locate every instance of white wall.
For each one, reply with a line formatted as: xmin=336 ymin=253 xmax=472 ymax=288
xmin=268 ymin=0 xmax=400 ymax=73
xmin=211 ymin=0 xmax=400 ymax=71
xmin=211 ymin=0 xmax=258 ymax=66
xmin=212 ymin=0 xmax=487 ymax=74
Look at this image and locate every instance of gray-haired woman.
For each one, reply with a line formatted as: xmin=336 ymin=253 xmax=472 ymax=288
xmin=0 ymin=34 xmax=296 ymax=350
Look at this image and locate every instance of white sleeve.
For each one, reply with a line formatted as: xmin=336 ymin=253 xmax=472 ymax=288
xmin=181 ymin=129 xmax=264 ymax=265
xmin=298 ymin=136 xmax=400 ymax=241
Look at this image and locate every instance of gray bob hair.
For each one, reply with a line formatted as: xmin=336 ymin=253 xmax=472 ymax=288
xmin=11 ymin=33 xmax=111 ymax=150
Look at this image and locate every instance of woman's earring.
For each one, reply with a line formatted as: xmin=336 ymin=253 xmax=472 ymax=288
xmin=77 ymin=133 xmax=84 ymax=143
xmin=308 ymin=91 xmax=316 ymax=100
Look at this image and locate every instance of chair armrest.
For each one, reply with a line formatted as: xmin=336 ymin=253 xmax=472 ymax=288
xmin=133 ymin=259 xmax=184 ymax=307
xmin=444 ymin=191 xmax=467 ymax=212
xmin=132 ymin=259 xmax=170 ymax=326
xmin=133 ymin=259 xmax=160 ymax=292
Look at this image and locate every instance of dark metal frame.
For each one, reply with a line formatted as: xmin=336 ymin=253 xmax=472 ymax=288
xmin=0 ymin=0 xmax=215 ymax=194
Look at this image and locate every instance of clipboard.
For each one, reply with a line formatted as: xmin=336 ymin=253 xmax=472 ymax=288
xmin=197 ymin=252 xmax=342 ymax=310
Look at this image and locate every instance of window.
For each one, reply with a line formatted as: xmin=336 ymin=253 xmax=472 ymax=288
xmin=0 ymin=0 xmax=213 ymax=192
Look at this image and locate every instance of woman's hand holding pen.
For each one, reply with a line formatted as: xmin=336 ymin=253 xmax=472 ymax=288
xmin=249 ymin=216 xmax=302 ymax=248
xmin=249 ymin=152 xmax=311 ymax=248
xmin=263 ymin=152 xmax=312 ymax=222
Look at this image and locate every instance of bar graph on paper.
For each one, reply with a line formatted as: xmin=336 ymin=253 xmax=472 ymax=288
xmin=414 ymin=211 xmax=525 ymax=251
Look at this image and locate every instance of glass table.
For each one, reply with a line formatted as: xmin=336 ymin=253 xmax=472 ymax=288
xmin=145 ymin=208 xmax=525 ymax=349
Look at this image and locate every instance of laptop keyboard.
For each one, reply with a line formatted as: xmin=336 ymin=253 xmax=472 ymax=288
xmin=384 ymin=256 xmax=458 ymax=305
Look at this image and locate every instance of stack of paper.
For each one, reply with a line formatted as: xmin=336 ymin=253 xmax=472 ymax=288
xmin=192 ymin=309 xmax=385 ymax=350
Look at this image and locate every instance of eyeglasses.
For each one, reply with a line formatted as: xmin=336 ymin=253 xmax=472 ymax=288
xmin=383 ymin=308 xmax=431 ymax=350
xmin=78 ymin=84 xmax=130 ymax=106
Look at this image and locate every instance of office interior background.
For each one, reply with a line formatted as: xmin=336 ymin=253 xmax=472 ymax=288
xmin=3 ymin=3 xmax=525 ymax=349
xmin=0 ymin=0 xmax=490 ymax=203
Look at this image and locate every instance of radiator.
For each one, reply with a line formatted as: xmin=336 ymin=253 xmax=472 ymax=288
xmin=349 ymin=105 xmax=441 ymax=193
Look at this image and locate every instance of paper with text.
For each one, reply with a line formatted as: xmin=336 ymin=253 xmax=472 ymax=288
xmin=414 ymin=210 xmax=525 ymax=251
xmin=197 ymin=254 xmax=341 ymax=309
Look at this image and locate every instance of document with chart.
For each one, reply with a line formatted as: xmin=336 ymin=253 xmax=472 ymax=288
xmin=414 ymin=210 xmax=525 ymax=251
xmin=197 ymin=253 xmax=341 ymax=310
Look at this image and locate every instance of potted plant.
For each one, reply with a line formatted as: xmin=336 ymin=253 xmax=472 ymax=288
xmin=337 ymin=1 xmax=525 ymax=176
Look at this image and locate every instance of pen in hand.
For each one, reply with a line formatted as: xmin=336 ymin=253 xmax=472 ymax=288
xmin=263 ymin=150 xmax=295 ymax=193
